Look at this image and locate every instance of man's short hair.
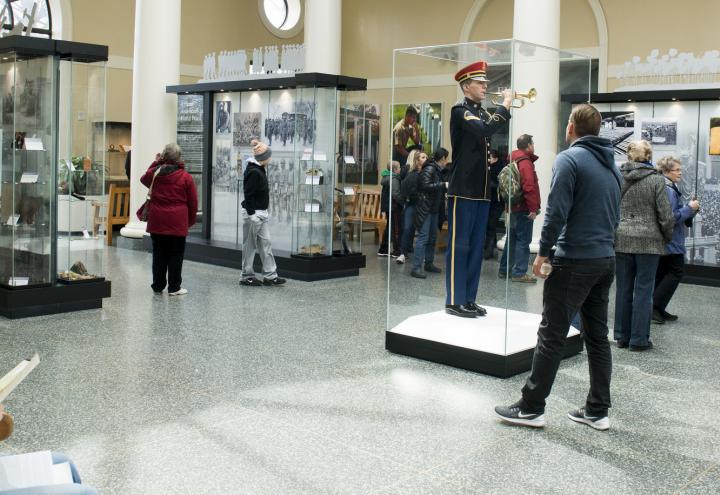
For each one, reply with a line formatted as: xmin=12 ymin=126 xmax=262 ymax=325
xmin=405 ymin=105 xmax=419 ymax=118
xmin=570 ymin=104 xmax=602 ymax=137
xmin=517 ymin=134 xmax=533 ymax=150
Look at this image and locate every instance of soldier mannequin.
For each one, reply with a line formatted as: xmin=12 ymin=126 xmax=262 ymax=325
xmin=445 ymin=61 xmax=512 ymax=318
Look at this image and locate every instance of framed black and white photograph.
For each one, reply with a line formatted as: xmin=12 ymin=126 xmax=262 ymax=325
xmin=215 ymin=101 xmax=232 ymax=135
xmin=233 ymin=112 xmax=261 ymax=147
xmin=599 ymin=111 xmax=634 ymax=160
xmin=641 ymin=118 xmax=677 ymax=146
xmin=264 ymin=101 xmax=316 ymax=150
xmin=339 ymin=103 xmax=381 ymax=185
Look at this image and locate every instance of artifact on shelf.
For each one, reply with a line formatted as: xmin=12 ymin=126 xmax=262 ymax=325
xmin=304 ymin=167 xmax=324 ymax=184
xmin=58 ymin=261 xmax=96 ymax=282
xmin=58 ymin=156 xmax=106 ymax=196
xmin=299 ymin=244 xmax=326 ymax=255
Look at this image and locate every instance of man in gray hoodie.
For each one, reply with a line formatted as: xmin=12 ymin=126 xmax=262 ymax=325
xmin=495 ymin=104 xmax=622 ymax=431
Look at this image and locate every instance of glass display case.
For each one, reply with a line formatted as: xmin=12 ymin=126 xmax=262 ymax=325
xmin=56 ymin=59 xmax=107 ymax=283
xmin=386 ymin=39 xmax=591 ymax=377
xmin=167 ymin=73 xmax=368 ymax=280
xmin=0 ymin=52 xmax=56 ymax=287
xmin=0 ymin=36 xmax=110 ymax=318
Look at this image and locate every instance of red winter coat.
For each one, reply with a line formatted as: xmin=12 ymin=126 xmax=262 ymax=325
xmin=509 ymin=149 xmax=540 ymax=213
xmin=137 ymin=161 xmax=198 ymax=236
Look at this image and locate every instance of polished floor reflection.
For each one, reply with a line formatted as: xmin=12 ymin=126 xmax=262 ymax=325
xmin=0 ymin=244 xmax=719 ymax=494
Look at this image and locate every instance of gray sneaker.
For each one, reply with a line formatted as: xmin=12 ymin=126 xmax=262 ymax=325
xmin=567 ymin=407 xmax=610 ymax=431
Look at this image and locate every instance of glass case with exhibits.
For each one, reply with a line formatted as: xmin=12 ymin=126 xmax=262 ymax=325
xmin=168 ymin=73 xmax=369 ymax=280
xmin=0 ymin=51 xmax=56 ymax=287
xmin=56 ymin=58 xmax=107 ymax=283
xmin=0 ymin=36 xmax=110 ymax=318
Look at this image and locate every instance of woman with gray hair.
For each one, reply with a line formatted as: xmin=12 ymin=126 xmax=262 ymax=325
xmin=652 ymin=156 xmax=700 ymax=323
xmin=613 ymin=140 xmax=674 ymax=351
xmin=137 ymin=143 xmax=198 ymax=295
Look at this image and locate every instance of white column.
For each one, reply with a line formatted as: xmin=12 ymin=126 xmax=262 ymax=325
xmin=121 ymin=0 xmax=181 ymax=238
xmin=304 ymin=0 xmax=341 ymax=74
xmin=511 ymin=0 xmax=560 ymax=245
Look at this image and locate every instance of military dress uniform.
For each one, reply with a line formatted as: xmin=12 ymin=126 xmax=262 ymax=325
xmin=446 ymin=61 xmax=511 ymax=316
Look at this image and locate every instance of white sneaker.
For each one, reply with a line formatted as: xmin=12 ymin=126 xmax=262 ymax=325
xmin=168 ymin=288 xmax=188 ymax=296
xmin=396 ymin=254 xmax=406 ymax=264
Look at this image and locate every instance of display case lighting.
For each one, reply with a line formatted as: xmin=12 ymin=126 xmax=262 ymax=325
xmin=627 ymin=99 xmax=632 ymax=102
xmin=672 ymin=97 xmax=677 ymax=101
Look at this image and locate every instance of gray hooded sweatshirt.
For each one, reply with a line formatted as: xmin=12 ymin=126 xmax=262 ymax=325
xmin=615 ymin=161 xmax=674 ymax=255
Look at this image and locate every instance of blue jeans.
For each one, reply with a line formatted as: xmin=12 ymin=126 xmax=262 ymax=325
xmin=614 ymin=252 xmax=659 ymax=346
xmin=0 ymin=452 xmax=98 ymax=495
xmin=413 ymin=213 xmax=438 ymax=270
xmin=400 ymin=204 xmax=416 ymax=255
xmin=499 ymin=211 xmax=534 ymax=277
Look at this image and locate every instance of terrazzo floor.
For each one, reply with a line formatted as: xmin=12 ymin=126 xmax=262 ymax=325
xmin=1 ymin=241 xmax=719 ymax=494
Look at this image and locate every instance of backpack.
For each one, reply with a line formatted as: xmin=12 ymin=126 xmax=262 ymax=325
xmin=497 ymin=160 xmax=524 ymax=204
xmin=400 ymin=170 xmax=421 ymax=205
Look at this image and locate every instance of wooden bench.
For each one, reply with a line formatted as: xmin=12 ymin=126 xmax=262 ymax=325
xmin=344 ymin=190 xmax=386 ymax=243
xmin=91 ymin=184 xmax=130 ymax=246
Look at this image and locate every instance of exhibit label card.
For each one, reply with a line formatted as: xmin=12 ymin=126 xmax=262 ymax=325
xmin=8 ymin=277 xmax=29 ymax=287
xmin=6 ymin=214 xmax=19 ymax=226
xmin=304 ymin=203 xmax=320 ymax=213
xmin=20 ymin=173 xmax=39 ymax=183
xmin=344 ymin=155 xmax=356 ymax=164
xmin=82 ymin=230 xmax=91 ymax=239
xmin=23 ymin=138 xmax=44 ymax=151
xmin=313 ymin=152 xmax=327 ymax=161
xmin=343 ymin=187 xmax=355 ymax=195
xmin=305 ymin=176 xmax=321 ymax=185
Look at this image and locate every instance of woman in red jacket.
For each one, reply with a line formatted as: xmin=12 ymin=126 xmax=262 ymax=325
xmin=138 ymin=143 xmax=198 ymax=295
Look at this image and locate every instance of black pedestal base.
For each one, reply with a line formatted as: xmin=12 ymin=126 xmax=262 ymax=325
xmin=385 ymin=331 xmax=583 ymax=378
xmin=0 ymin=280 xmax=111 ymax=319
xmin=147 ymin=237 xmax=366 ymax=282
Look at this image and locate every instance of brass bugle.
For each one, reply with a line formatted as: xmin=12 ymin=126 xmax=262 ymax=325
xmin=489 ymin=88 xmax=537 ymax=108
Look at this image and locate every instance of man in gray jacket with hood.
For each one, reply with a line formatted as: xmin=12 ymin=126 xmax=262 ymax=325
xmin=495 ymin=104 xmax=622 ymax=431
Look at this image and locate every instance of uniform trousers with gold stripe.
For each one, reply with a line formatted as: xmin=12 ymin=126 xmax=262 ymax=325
xmin=445 ymin=196 xmax=490 ymax=306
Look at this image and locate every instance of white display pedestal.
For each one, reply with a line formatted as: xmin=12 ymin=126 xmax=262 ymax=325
xmin=386 ymin=306 xmax=583 ymax=378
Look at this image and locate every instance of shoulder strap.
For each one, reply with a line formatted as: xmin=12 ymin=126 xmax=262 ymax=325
xmin=146 ymin=166 xmax=163 ymax=199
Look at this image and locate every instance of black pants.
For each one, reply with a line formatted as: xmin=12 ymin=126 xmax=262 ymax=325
xmin=521 ymin=257 xmax=616 ymax=416
xmin=483 ymin=201 xmax=504 ymax=255
xmin=653 ymin=254 xmax=684 ymax=311
xmin=151 ymin=234 xmax=186 ymax=293
xmin=379 ymin=204 xmax=402 ymax=254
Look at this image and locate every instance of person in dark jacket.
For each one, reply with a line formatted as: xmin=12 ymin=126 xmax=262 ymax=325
xmin=483 ymin=149 xmax=505 ymax=259
xmin=496 ymin=104 xmax=622 ymax=431
xmin=410 ymin=148 xmax=449 ymax=278
xmin=240 ymin=140 xmax=286 ymax=286
xmin=138 ymin=143 xmax=198 ymax=296
xmin=652 ymin=156 xmax=700 ymax=323
xmin=445 ymin=60 xmax=512 ymax=318
xmin=499 ymin=134 xmax=541 ymax=282
xmin=396 ymin=152 xmax=422 ymax=262
xmin=613 ymin=140 xmax=674 ymax=351
xmin=378 ymin=161 xmax=402 ymax=257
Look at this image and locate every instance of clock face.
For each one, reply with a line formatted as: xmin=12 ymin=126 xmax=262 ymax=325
xmin=259 ymin=0 xmax=302 ymax=37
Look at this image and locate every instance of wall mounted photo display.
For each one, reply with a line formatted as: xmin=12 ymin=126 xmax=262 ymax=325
xmin=599 ymin=111 xmax=635 ymax=162
xmin=640 ymin=118 xmax=678 ymax=146
xmin=391 ymin=102 xmax=442 ymax=156
xmin=215 ymin=100 xmax=232 ymax=135
xmin=233 ymin=112 xmax=261 ymax=147
xmin=710 ymin=117 xmax=720 ymax=155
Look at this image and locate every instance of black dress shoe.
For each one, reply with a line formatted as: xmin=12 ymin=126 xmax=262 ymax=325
xmin=465 ymin=301 xmax=487 ymax=316
xmin=651 ymin=309 xmax=665 ymax=325
xmin=630 ymin=341 xmax=654 ymax=352
xmin=445 ymin=304 xmax=477 ymax=318
xmin=424 ymin=263 xmax=441 ymax=273
xmin=659 ymin=308 xmax=678 ymax=321
xmin=616 ymin=341 xmax=629 ymax=349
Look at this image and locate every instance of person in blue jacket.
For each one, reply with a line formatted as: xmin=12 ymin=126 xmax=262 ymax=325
xmin=652 ymin=155 xmax=700 ymax=323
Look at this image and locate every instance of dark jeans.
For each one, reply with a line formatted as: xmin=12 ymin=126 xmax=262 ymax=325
xmin=499 ymin=211 xmax=534 ymax=276
xmin=151 ymin=233 xmax=186 ymax=293
xmin=484 ymin=201 xmax=504 ymax=255
xmin=521 ymin=256 xmax=615 ymax=416
xmin=413 ymin=212 xmax=438 ymax=270
xmin=379 ymin=204 xmax=402 ymax=254
xmin=653 ymin=254 xmax=684 ymax=311
xmin=400 ymin=204 xmax=416 ymax=255
xmin=614 ymin=252 xmax=659 ymax=346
